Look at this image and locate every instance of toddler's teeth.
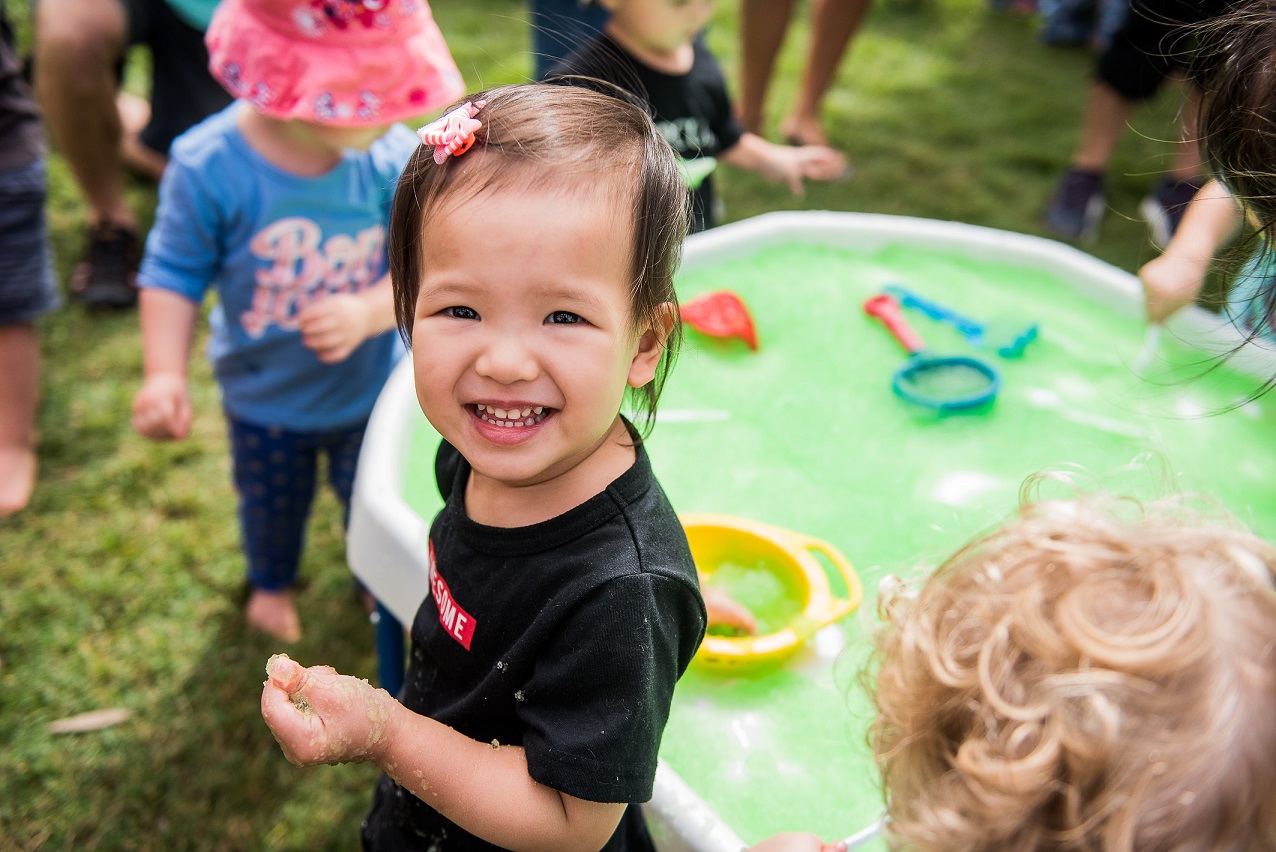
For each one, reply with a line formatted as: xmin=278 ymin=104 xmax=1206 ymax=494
xmin=477 ymin=403 xmax=550 ymax=427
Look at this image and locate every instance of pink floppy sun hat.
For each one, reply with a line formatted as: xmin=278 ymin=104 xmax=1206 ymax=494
xmin=206 ymin=0 xmax=466 ymax=127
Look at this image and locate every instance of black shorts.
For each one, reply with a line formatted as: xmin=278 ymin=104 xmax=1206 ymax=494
xmin=0 ymin=158 xmax=59 ymax=325
xmin=1096 ymin=0 xmax=1227 ymax=102
xmin=118 ymin=0 xmax=231 ymax=154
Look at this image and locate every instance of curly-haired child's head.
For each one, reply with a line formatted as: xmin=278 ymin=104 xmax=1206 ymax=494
xmin=389 ymin=83 xmax=690 ymax=433
xmin=871 ymin=491 xmax=1276 ymax=851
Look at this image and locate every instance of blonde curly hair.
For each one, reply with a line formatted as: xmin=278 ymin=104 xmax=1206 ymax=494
xmin=871 ymin=488 xmax=1276 ymax=851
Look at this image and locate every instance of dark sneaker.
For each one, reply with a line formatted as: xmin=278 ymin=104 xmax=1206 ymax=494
xmin=70 ymin=223 xmax=140 ymax=309
xmin=1043 ymin=168 xmax=1106 ymax=243
xmin=1140 ymin=176 xmax=1203 ymax=250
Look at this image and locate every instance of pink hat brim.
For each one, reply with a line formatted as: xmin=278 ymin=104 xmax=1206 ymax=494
xmin=206 ymin=0 xmax=466 ymax=127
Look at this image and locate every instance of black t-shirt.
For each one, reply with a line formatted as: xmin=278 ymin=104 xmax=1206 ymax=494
xmin=361 ymin=433 xmax=707 ymax=851
xmin=545 ymin=32 xmax=744 ymax=232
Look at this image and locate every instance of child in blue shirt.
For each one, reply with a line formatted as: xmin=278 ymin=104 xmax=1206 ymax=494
xmin=131 ymin=0 xmax=464 ymax=641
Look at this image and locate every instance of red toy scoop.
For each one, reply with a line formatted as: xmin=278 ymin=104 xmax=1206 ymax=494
xmin=681 ymin=290 xmax=759 ymax=351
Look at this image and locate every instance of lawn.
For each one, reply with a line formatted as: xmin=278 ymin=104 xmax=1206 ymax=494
xmin=0 ymin=0 xmax=1192 ymax=848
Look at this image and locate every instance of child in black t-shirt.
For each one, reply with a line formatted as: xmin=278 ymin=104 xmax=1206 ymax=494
xmin=545 ymin=0 xmax=847 ymax=231
xmin=260 ymin=84 xmax=707 ymax=851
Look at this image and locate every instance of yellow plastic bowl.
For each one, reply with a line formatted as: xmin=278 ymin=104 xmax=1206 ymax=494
xmin=683 ymin=513 xmax=863 ymax=672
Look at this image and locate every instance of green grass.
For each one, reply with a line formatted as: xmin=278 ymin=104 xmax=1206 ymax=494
xmin=1 ymin=0 xmax=1192 ymax=848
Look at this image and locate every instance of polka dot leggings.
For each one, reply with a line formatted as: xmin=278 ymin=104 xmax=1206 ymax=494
xmin=227 ymin=415 xmax=367 ymax=592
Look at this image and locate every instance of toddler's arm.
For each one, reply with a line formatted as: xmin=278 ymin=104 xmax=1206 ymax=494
xmin=703 ymin=586 xmax=757 ymax=634
xmin=132 ymin=288 xmax=200 ymax=441
xmin=1139 ymin=180 xmax=1242 ymax=324
xmin=720 ymin=133 xmax=848 ymax=196
xmin=298 ymin=273 xmax=398 ymax=364
xmin=261 ymin=655 xmax=628 ymax=852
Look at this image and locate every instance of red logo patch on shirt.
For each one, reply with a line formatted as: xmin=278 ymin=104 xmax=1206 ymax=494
xmin=428 ymin=541 xmax=476 ymax=650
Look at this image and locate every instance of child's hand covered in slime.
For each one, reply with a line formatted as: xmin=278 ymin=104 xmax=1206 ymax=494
xmin=261 ymin=653 xmax=399 ymax=766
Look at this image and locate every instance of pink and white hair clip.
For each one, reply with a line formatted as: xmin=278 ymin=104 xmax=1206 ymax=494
xmin=416 ymin=100 xmax=486 ymax=164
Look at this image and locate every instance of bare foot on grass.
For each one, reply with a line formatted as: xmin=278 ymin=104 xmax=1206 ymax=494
xmin=0 ymin=445 xmax=36 ymax=516
xmin=246 ymin=588 xmax=302 ymax=643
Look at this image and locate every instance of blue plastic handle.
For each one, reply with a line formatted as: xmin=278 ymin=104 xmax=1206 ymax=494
xmin=883 ymin=283 xmax=985 ymax=346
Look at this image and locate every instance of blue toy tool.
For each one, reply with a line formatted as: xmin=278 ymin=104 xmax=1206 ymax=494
xmin=864 ymin=294 xmax=1001 ymax=413
xmin=883 ymin=283 xmax=1038 ymax=358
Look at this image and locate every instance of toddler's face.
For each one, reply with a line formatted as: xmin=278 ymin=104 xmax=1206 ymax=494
xmin=604 ymin=0 xmax=715 ymax=57
xmin=411 ymin=182 xmax=663 ymax=493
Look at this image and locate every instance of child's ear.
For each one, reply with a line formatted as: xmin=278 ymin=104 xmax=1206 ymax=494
xmin=627 ymin=302 xmax=675 ymax=389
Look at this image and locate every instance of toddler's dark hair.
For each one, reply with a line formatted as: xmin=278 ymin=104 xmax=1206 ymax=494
xmin=1191 ymin=1 xmax=1276 ymax=370
xmin=389 ymin=83 xmax=690 ymax=435
xmin=1196 ymin=1 xmax=1276 ymax=237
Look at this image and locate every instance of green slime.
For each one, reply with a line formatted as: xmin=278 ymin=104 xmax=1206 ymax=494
xmin=402 ymin=239 xmax=1276 ymax=848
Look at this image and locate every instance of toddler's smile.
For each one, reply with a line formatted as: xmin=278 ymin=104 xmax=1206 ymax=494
xmin=473 ymin=403 xmax=551 ymax=428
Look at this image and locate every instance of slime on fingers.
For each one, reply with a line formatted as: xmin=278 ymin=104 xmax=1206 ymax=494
xmin=266 ymin=653 xmax=396 ymax=763
xmin=267 ymin=653 xmax=314 ymax=715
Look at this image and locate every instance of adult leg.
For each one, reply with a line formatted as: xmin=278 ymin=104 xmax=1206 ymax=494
xmin=33 ymin=0 xmax=132 ymax=229
xmin=781 ymin=0 xmax=873 ymax=146
xmin=1070 ymin=80 xmax=1136 ymax=172
xmin=738 ymin=0 xmax=797 ymax=134
xmin=0 ymin=323 xmax=39 ymax=516
xmin=34 ymin=0 xmax=143 ymax=307
xmin=1043 ymin=0 xmax=1169 ymax=242
xmin=1083 ymin=0 xmax=1220 ymax=175
xmin=1101 ymin=0 xmax=1220 ymax=245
